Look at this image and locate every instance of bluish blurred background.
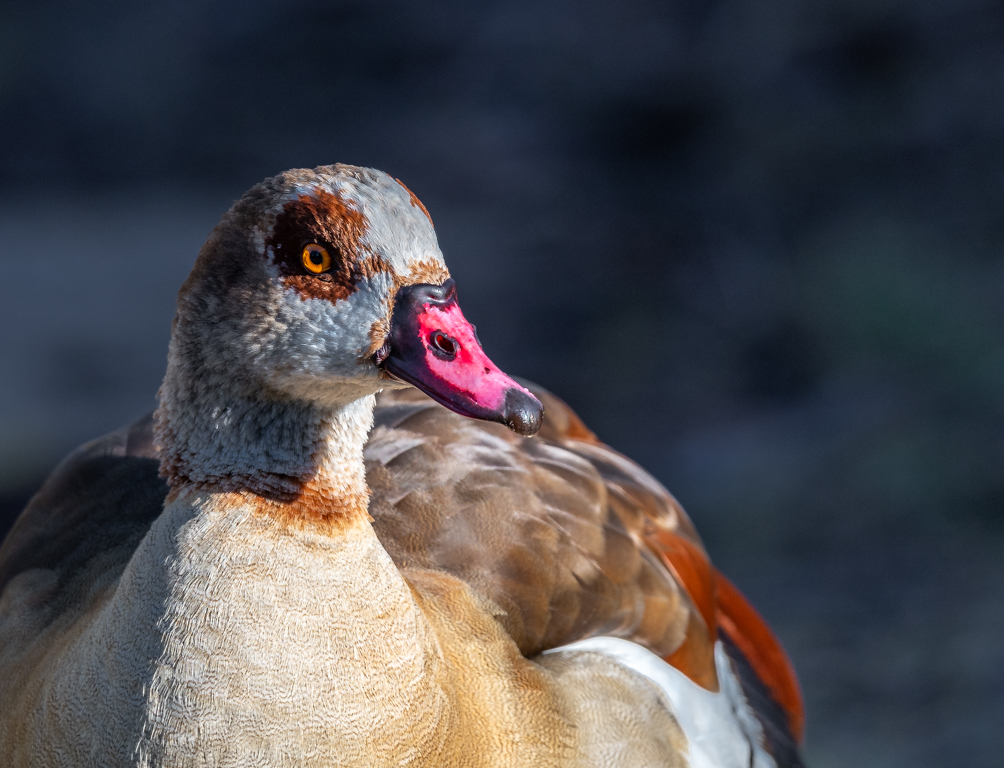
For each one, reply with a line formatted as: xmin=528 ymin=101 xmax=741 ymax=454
xmin=1 ymin=1 xmax=1002 ymax=764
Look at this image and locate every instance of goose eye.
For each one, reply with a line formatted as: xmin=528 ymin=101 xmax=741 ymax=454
xmin=302 ymin=244 xmax=332 ymax=274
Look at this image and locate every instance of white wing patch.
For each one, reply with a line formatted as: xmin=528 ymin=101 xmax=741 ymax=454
xmin=543 ymin=637 xmax=776 ymax=768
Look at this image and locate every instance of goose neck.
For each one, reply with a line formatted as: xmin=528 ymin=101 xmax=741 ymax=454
xmin=155 ymin=370 xmax=377 ymax=531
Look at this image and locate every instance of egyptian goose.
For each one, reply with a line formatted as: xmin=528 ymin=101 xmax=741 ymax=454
xmin=0 ymin=165 xmax=804 ymax=767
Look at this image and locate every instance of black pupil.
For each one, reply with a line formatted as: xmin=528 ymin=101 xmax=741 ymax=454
xmin=309 ymin=249 xmax=324 ymax=265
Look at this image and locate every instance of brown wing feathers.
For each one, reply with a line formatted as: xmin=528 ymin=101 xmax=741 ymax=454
xmin=368 ymin=384 xmax=804 ymax=743
xmin=366 ymin=389 xmax=691 ymax=657
xmin=367 ymin=387 xmax=716 ymax=670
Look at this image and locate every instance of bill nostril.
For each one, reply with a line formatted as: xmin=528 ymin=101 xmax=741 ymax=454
xmin=428 ymin=330 xmax=458 ymax=360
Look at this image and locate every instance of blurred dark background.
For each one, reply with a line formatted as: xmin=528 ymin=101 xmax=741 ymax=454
xmin=1 ymin=1 xmax=1002 ymax=764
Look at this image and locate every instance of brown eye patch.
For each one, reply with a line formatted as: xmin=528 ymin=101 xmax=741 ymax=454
xmin=266 ymin=189 xmax=389 ymax=303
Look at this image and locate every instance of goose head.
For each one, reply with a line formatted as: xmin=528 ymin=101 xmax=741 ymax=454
xmin=166 ymin=164 xmax=542 ymax=437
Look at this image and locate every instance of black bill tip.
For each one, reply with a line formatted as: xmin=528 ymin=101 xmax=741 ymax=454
xmin=502 ymin=388 xmax=544 ymax=437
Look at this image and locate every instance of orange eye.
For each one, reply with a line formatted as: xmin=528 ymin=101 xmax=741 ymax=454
xmin=302 ymin=244 xmax=332 ymax=273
